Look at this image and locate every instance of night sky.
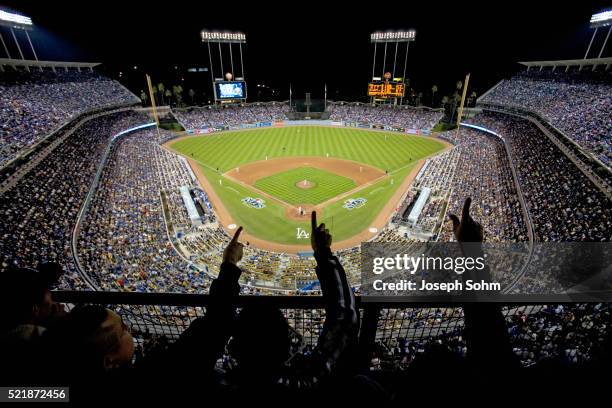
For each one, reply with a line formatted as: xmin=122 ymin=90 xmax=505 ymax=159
xmin=1 ymin=0 xmax=610 ymax=103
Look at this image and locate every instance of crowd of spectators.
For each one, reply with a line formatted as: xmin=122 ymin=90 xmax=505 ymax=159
xmin=375 ymin=302 xmax=612 ymax=369
xmin=412 ymin=148 xmax=459 ymax=193
xmin=77 ymin=129 xmax=212 ymax=293
xmin=0 ymin=111 xmax=151 ymax=289
xmin=438 ymin=128 xmax=528 ymax=242
xmin=0 ymin=70 xmax=139 ymax=168
xmin=329 ymin=103 xmax=443 ymax=131
xmin=469 ymin=111 xmax=611 ymax=242
xmin=480 ymin=71 xmax=612 ymax=166
xmin=174 ymin=102 xmax=443 ymax=134
xmin=174 ymin=103 xmax=290 ymax=129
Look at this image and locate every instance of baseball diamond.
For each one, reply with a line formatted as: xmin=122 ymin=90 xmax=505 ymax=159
xmin=167 ymin=126 xmax=449 ymax=251
xmin=253 ymin=167 xmax=356 ymax=205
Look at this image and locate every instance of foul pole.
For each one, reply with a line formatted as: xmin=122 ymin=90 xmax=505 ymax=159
xmin=455 ymin=73 xmax=471 ymax=136
xmin=146 ymin=74 xmax=162 ymax=142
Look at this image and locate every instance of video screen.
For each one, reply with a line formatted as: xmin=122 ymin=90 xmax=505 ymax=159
xmin=215 ymin=81 xmax=246 ymax=99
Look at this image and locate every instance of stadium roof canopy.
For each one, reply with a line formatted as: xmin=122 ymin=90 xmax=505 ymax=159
xmin=0 ymin=58 xmax=100 ymax=72
xmin=519 ymin=57 xmax=612 ymax=71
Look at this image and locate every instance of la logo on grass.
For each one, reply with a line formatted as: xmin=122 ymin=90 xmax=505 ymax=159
xmin=296 ymin=228 xmax=310 ymax=239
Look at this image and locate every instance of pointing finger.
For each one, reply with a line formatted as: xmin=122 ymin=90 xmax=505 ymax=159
xmin=231 ymin=226 xmax=243 ymax=244
xmin=462 ymin=197 xmax=472 ymax=221
xmin=311 ymin=211 xmax=317 ymax=231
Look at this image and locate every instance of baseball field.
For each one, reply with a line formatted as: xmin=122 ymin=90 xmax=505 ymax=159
xmin=167 ymin=126 xmax=447 ymax=251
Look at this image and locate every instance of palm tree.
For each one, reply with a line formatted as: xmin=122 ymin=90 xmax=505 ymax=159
xmin=165 ymin=89 xmax=172 ymax=106
xmin=449 ymin=92 xmax=461 ymax=124
xmin=431 ymin=84 xmax=438 ymax=107
xmin=158 ymin=83 xmax=165 ymax=105
xmin=172 ymin=85 xmax=184 ymax=106
xmin=469 ymin=91 xmax=477 ymax=106
xmin=416 ymin=92 xmax=423 ymax=106
xmin=188 ymin=89 xmax=195 ymax=105
xmin=140 ymin=90 xmax=148 ymax=106
xmin=441 ymin=95 xmax=449 ymax=109
xmin=456 ymin=80 xmax=463 ymax=91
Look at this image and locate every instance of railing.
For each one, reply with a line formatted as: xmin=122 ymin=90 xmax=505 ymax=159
xmin=52 ymin=291 xmax=580 ymax=369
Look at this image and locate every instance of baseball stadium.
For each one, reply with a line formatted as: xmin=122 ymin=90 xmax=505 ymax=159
xmin=0 ymin=1 xmax=611 ymax=401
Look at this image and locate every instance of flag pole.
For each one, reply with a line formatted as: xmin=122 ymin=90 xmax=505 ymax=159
xmin=324 ymin=83 xmax=327 ymax=111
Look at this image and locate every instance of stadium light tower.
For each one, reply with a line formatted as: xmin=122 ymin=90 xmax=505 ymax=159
xmin=201 ymin=30 xmax=247 ymax=103
xmin=370 ymin=30 xmax=416 ymax=105
xmin=0 ymin=9 xmax=38 ymax=64
xmin=201 ymin=30 xmax=246 ymax=81
xmin=585 ymin=9 xmax=612 ymax=59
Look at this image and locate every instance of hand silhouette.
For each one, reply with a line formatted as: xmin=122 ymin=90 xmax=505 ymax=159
xmin=310 ymin=211 xmax=332 ymax=253
xmin=223 ymin=226 xmax=244 ymax=265
xmin=448 ymin=197 xmax=483 ymax=243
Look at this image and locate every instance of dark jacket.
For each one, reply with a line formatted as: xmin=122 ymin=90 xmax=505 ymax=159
xmin=158 ymin=251 xmax=359 ymax=396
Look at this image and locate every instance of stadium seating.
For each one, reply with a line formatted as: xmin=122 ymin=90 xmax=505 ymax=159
xmin=438 ymin=127 xmax=528 ymax=242
xmin=467 ymin=111 xmax=611 ymax=242
xmin=0 ymin=70 xmax=139 ymax=168
xmin=480 ymin=71 xmax=612 ymax=167
xmin=329 ymin=103 xmax=443 ymax=131
xmin=0 ymin=111 xmax=151 ymax=289
xmin=174 ymin=103 xmax=290 ymax=129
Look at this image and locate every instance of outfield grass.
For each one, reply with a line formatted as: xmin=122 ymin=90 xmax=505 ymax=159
xmin=169 ymin=127 xmax=445 ymax=245
xmin=253 ymin=167 xmax=356 ymax=205
xmin=170 ymin=126 xmax=444 ymax=172
xmin=198 ymin=163 xmax=416 ymax=245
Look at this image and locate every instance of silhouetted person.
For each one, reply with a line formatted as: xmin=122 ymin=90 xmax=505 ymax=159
xmin=0 ymin=263 xmax=67 ymax=384
xmin=449 ymin=198 xmax=518 ymax=370
xmin=162 ymin=213 xmax=359 ymax=400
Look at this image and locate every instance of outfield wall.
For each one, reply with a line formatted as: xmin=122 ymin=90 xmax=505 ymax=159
xmin=184 ymin=120 xmax=433 ymax=136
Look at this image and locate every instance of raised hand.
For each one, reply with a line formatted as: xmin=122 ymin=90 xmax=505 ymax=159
xmin=311 ymin=211 xmax=332 ymax=253
xmin=223 ymin=226 xmax=244 ymax=265
xmin=448 ymin=197 xmax=483 ymax=243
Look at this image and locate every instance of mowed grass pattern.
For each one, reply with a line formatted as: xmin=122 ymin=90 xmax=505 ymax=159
xmin=254 ymin=167 xmax=356 ymax=205
xmin=169 ymin=127 xmax=447 ymax=245
xmin=170 ymin=126 xmax=445 ymax=172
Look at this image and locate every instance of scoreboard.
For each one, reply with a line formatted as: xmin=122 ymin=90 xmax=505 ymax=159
xmin=368 ymin=81 xmax=405 ymax=98
xmin=214 ymin=81 xmax=247 ymax=101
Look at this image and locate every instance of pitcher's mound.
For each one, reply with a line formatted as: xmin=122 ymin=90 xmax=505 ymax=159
xmin=295 ymin=179 xmax=315 ymax=189
xmin=285 ymin=204 xmax=320 ymax=221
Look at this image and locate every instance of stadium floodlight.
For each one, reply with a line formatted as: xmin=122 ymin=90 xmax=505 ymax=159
xmin=0 ymin=9 xmax=33 ymax=29
xmin=370 ymin=30 xmax=416 ymax=105
xmin=201 ymin=29 xmax=247 ymax=102
xmin=590 ymin=10 xmax=612 ymax=28
xmin=370 ymin=30 xmax=416 ymax=43
xmin=201 ymin=30 xmax=246 ymax=43
xmin=585 ymin=9 xmax=612 ymax=59
xmin=0 ymin=9 xmax=37 ymax=64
